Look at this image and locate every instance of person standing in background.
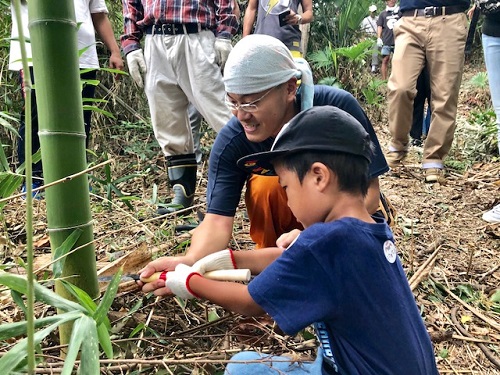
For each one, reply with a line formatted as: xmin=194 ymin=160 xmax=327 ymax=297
xmin=243 ymin=0 xmax=313 ymax=57
xmin=377 ymin=0 xmax=400 ymax=80
xmin=9 ymin=0 xmax=124 ymax=197
xmin=361 ymin=4 xmax=380 ymax=73
xmin=385 ymin=0 xmax=469 ymax=183
xmin=121 ymin=0 xmax=238 ymax=215
xmin=468 ymin=4 xmax=500 ymax=223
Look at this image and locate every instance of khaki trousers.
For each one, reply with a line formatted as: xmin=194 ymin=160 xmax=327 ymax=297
xmin=144 ymin=31 xmax=231 ymax=157
xmin=387 ymin=13 xmax=468 ymax=168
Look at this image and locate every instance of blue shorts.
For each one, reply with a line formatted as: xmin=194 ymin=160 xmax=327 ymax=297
xmin=381 ymin=45 xmax=394 ymax=56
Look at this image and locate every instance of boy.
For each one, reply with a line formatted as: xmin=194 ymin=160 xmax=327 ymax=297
xmin=165 ymin=106 xmax=439 ymax=374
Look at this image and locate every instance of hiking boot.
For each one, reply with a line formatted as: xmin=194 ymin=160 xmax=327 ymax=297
xmin=482 ymin=204 xmax=500 ymax=224
xmin=157 ymin=154 xmax=197 ymax=215
xmin=385 ymin=150 xmax=407 ymax=168
xmin=424 ymin=168 xmax=444 ymax=183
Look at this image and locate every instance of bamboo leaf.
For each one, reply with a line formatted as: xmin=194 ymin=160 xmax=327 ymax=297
xmin=0 ymin=272 xmax=85 ymax=313
xmin=0 ymin=112 xmax=20 ymax=137
xmin=94 ymin=268 xmax=121 ymax=326
xmin=0 ymin=312 xmax=81 ymax=341
xmin=0 ymin=313 xmax=80 ymax=373
xmin=60 ymin=280 xmax=97 ymax=314
xmin=52 ymin=229 xmax=83 ymax=278
xmin=61 ymin=316 xmax=88 ymax=375
xmin=0 ymin=144 xmax=12 ymax=172
xmin=96 ymin=322 xmax=113 ymax=359
xmin=15 ymin=149 xmax=41 ymax=174
xmin=99 ymin=67 xmax=128 ymax=76
xmin=79 ymin=316 xmax=100 ymax=375
xmin=10 ymin=289 xmax=27 ymax=315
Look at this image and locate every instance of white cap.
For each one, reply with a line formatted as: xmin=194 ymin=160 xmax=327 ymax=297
xmin=369 ymin=4 xmax=377 ymax=11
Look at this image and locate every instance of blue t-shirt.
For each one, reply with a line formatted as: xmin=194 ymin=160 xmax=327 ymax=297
xmin=248 ymin=218 xmax=439 ymax=375
xmin=399 ymin=0 xmax=469 ymax=12
xmin=206 ymin=85 xmax=389 ymax=217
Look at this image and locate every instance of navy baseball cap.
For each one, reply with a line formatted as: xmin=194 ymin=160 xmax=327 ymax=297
xmin=237 ymin=106 xmax=373 ymax=176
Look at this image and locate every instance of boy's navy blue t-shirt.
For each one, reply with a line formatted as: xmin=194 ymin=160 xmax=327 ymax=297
xmin=206 ymin=85 xmax=389 ymax=217
xmin=249 ymin=218 xmax=439 ymax=375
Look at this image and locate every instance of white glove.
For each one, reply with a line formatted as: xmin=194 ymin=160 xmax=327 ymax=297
xmin=192 ymin=249 xmax=236 ymax=274
xmin=377 ymin=38 xmax=383 ymax=47
xmin=165 ymin=264 xmax=201 ymax=299
xmin=214 ymin=38 xmax=232 ymax=70
xmin=126 ymin=49 xmax=147 ymax=88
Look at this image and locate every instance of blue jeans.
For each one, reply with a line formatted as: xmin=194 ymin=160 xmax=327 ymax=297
xmin=482 ymin=33 xmax=500 ymax=154
xmin=224 ymin=349 xmax=325 ymax=374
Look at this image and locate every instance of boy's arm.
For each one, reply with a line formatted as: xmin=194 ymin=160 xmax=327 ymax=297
xmin=233 ymin=247 xmax=284 ymax=274
xmin=91 ymin=13 xmax=124 ymax=71
xmin=189 ymin=276 xmax=265 ymax=316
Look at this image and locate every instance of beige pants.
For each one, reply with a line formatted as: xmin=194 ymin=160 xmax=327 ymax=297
xmin=387 ymin=13 xmax=468 ymax=168
xmin=144 ymin=31 xmax=232 ymax=156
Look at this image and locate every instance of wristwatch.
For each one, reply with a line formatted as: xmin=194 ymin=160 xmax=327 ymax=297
xmin=295 ymin=14 xmax=303 ymax=24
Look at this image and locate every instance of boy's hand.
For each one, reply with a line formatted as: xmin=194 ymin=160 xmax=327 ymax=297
xmin=276 ymin=229 xmax=302 ymax=249
xmin=165 ymin=264 xmax=202 ymax=299
xmin=192 ymin=249 xmax=236 ymax=274
xmin=139 ymin=255 xmax=194 ymax=296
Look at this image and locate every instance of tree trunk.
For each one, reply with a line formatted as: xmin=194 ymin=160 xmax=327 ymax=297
xmin=28 ymin=0 xmax=98 ymax=345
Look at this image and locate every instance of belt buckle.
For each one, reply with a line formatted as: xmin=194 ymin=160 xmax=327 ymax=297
xmin=161 ymin=24 xmax=174 ymax=34
xmin=424 ymin=6 xmax=436 ymax=17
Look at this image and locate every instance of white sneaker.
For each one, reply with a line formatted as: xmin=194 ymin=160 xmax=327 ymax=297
xmin=482 ymin=204 xmax=500 ymax=224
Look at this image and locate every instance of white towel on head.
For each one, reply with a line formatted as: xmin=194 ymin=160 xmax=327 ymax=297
xmin=224 ymin=35 xmax=314 ymax=112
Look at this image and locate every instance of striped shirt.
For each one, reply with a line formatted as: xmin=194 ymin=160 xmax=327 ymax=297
xmin=121 ymin=0 xmax=239 ymax=55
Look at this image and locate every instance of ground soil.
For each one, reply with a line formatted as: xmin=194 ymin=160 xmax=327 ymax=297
xmin=0 ymin=61 xmax=499 ymax=374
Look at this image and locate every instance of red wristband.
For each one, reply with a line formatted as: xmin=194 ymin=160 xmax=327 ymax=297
xmin=186 ymin=272 xmax=202 ymax=298
xmin=228 ymin=248 xmax=237 ymax=269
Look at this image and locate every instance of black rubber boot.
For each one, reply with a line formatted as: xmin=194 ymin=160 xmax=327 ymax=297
xmin=157 ymin=154 xmax=197 ymax=215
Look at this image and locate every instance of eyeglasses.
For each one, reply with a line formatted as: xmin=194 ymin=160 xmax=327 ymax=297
xmin=225 ymin=86 xmax=276 ymax=113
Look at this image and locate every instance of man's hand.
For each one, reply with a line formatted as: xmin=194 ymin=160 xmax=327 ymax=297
xmin=126 ymin=49 xmax=147 ymax=88
xmin=214 ymin=38 xmax=232 ymax=70
xmin=165 ymin=264 xmax=201 ymax=299
xmin=138 ymin=255 xmax=193 ymax=296
xmin=377 ymin=38 xmax=383 ymax=47
xmin=192 ymin=249 xmax=236 ymax=274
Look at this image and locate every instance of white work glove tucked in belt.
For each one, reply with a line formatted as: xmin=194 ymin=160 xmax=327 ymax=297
xmin=214 ymin=38 xmax=232 ymax=70
xmin=126 ymin=49 xmax=147 ymax=88
xmin=192 ymin=249 xmax=237 ymax=274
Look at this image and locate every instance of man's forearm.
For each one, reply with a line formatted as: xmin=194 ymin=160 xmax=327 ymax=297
xmin=184 ymin=213 xmax=234 ymax=263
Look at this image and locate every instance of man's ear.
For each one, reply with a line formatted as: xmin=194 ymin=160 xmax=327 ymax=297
xmin=285 ymin=77 xmax=298 ymax=100
xmin=310 ymin=162 xmax=331 ymax=191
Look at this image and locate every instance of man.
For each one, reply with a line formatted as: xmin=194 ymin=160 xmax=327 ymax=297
xmin=361 ymin=4 xmax=379 ymax=73
xmin=377 ymin=0 xmax=400 ymax=80
xmin=139 ymin=35 xmax=390 ymax=296
xmin=385 ymin=0 xmax=470 ymax=183
xmin=243 ymin=0 xmax=313 ymax=57
xmin=121 ymin=0 xmax=239 ymax=214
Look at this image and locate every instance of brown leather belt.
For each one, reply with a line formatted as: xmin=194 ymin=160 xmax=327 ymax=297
xmin=145 ymin=23 xmax=205 ymax=35
xmin=402 ymin=5 xmax=465 ymax=17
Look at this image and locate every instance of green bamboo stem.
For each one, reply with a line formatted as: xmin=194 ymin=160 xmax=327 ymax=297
xmin=12 ymin=0 xmax=35 ymax=372
xmin=27 ymin=0 xmax=99 ymax=347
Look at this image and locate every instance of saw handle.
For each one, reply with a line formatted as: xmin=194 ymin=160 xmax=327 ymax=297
xmin=140 ymin=269 xmax=251 ymax=283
